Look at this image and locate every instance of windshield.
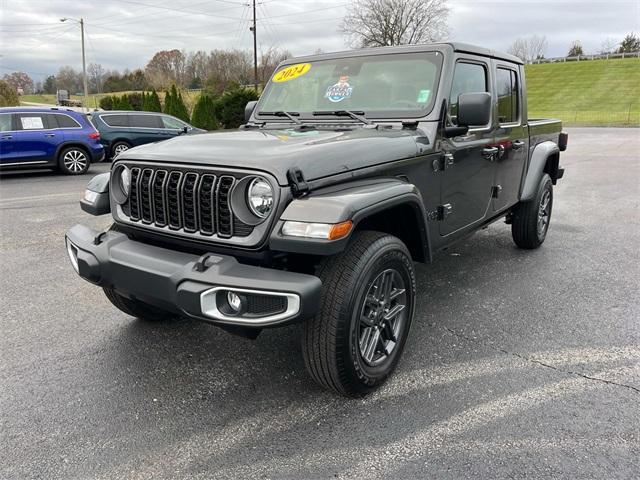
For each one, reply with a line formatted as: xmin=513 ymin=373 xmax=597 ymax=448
xmin=257 ymin=51 xmax=442 ymax=120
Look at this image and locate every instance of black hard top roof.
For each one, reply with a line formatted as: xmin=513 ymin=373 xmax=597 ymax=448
xmin=286 ymin=42 xmax=524 ymax=65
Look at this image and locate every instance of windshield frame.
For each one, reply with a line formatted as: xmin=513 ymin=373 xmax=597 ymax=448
xmin=255 ymin=49 xmax=444 ymax=122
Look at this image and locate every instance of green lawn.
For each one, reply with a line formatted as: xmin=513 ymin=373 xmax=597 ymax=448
xmin=525 ymin=57 xmax=640 ymax=126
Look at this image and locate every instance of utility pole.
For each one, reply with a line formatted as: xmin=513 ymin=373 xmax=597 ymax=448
xmin=60 ymin=17 xmax=89 ymax=111
xmin=80 ymin=18 xmax=88 ymax=111
xmin=250 ymin=0 xmax=258 ymax=91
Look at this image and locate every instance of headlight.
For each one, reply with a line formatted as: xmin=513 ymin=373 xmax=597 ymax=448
xmin=120 ymin=166 xmax=130 ymax=196
xmin=246 ymin=177 xmax=273 ymax=218
xmin=111 ymin=164 xmax=130 ymax=204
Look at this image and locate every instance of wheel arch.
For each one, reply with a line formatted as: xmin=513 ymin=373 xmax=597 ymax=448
xmin=270 ymin=178 xmax=432 ymax=263
xmin=520 ymin=141 xmax=560 ymax=202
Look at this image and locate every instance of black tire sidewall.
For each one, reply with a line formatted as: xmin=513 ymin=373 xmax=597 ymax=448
xmin=329 ymin=235 xmax=415 ymax=393
xmin=58 ymin=146 xmax=90 ymax=175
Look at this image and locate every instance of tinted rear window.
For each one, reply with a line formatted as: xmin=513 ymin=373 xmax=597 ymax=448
xmin=55 ymin=114 xmax=81 ymax=128
xmin=129 ymin=114 xmax=163 ymax=128
xmin=101 ymin=115 xmax=128 ymax=127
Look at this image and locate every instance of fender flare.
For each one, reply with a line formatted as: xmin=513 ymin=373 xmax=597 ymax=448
xmin=520 ymin=141 xmax=559 ymax=201
xmin=80 ymin=172 xmax=111 ymax=216
xmin=270 ymin=177 xmax=431 ymax=261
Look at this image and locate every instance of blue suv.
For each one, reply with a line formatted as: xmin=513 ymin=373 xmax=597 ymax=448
xmin=0 ymin=107 xmax=104 ymax=175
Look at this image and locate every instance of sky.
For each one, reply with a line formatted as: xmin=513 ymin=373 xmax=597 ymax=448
xmin=1 ymin=0 xmax=638 ymax=81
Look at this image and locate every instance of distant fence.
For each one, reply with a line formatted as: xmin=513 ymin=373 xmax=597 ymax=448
xmin=529 ymin=51 xmax=640 ymax=64
xmin=530 ymin=109 xmax=639 ymax=127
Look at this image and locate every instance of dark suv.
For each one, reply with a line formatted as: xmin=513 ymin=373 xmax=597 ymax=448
xmin=68 ymin=43 xmax=567 ymax=396
xmin=0 ymin=107 xmax=104 ymax=174
xmin=90 ymin=111 xmax=202 ymax=159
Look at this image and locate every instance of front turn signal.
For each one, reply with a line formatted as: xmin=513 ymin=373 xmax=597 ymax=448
xmin=282 ymin=220 xmax=353 ymax=240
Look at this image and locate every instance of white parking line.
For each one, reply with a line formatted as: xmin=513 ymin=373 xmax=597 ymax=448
xmin=0 ymin=192 xmax=80 ymax=204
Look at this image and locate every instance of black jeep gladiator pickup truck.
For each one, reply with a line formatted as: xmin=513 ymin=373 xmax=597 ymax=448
xmin=66 ymin=43 xmax=567 ymax=396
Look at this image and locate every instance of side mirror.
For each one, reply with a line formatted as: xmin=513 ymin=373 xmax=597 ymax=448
xmin=457 ymin=92 xmax=492 ymax=127
xmin=245 ymin=100 xmax=258 ymax=123
xmin=80 ymin=172 xmax=111 ymax=216
xmin=182 ymin=126 xmax=189 ymax=134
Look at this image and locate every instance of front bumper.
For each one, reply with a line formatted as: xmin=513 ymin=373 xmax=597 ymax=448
xmin=65 ymin=224 xmax=322 ymax=327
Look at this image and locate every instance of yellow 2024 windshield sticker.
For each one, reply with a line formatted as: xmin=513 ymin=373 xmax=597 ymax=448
xmin=273 ymin=63 xmax=311 ymax=83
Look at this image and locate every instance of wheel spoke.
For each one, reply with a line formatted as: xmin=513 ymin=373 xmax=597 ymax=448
xmin=383 ymin=303 xmax=405 ymax=322
xmin=362 ymin=328 xmax=381 ymax=364
xmin=389 ymin=287 xmax=405 ymax=301
xmin=380 ymin=320 xmax=397 ymax=343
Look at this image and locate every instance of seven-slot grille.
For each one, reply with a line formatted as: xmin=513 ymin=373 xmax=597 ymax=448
xmin=123 ymin=166 xmax=253 ymax=238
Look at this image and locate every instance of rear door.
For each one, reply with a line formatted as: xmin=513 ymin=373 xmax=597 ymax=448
xmin=492 ymin=62 xmax=528 ymax=211
xmin=12 ymin=113 xmax=60 ymax=163
xmin=439 ymin=57 xmax=497 ymax=236
xmin=128 ymin=114 xmax=164 ymax=145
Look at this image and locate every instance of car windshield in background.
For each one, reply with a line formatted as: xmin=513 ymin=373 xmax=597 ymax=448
xmin=257 ymin=52 xmax=443 ymax=120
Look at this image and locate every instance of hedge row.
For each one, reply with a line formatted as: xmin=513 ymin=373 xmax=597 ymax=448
xmin=98 ymin=86 xmax=258 ymax=130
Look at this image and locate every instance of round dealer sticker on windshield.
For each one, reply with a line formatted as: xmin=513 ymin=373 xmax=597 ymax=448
xmin=273 ymin=63 xmax=311 ymax=82
xmin=325 ymin=76 xmax=353 ymax=103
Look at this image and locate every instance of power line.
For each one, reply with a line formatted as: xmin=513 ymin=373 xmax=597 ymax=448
xmin=108 ymin=0 xmax=245 ymax=20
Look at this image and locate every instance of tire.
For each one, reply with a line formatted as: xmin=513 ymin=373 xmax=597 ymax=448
xmin=302 ymin=231 xmax=416 ymax=397
xmin=512 ymin=173 xmax=553 ymax=249
xmin=58 ymin=146 xmax=90 ymax=175
xmin=103 ymin=287 xmax=174 ymax=322
xmin=111 ymin=141 xmax=131 ymax=159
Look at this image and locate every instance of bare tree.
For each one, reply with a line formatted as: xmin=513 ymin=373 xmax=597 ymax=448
xmin=340 ymin=0 xmax=449 ymax=48
xmin=599 ymin=37 xmax=618 ymax=54
xmin=259 ymin=47 xmax=292 ymax=85
xmin=507 ymin=35 xmax=548 ymax=63
xmin=87 ymin=63 xmax=104 ymax=94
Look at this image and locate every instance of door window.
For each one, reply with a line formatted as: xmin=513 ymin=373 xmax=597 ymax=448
xmin=449 ymin=62 xmax=488 ymax=124
xmin=54 ymin=114 xmax=81 ymax=128
xmin=0 ymin=114 xmax=12 ymax=132
xmin=129 ymin=114 xmax=163 ymax=128
xmin=15 ymin=114 xmax=46 ymax=130
xmin=162 ymin=115 xmax=187 ymax=130
xmin=101 ymin=114 xmax=129 ymax=127
xmin=496 ymin=68 xmax=519 ymax=124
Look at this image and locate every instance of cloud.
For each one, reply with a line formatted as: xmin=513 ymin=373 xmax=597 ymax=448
xmin=1 ymin=0 xmax=637 ymax=81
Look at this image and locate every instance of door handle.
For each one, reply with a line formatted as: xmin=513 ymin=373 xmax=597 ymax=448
xmin=1 ymin=135 xmax=12 ymax=140
xmin=512 ymin=140 xmax=525 ymax=151
xmin=482 ymin=147 xmax=499 ymax=161
xmin=44 ymin=133 xmax=56 ymax=137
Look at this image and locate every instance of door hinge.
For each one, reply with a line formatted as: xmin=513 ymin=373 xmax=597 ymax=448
xmin=433 ymin=153 xmax=455 ymax=172
xmin=428 ymin=203 xmax=453 ymax=221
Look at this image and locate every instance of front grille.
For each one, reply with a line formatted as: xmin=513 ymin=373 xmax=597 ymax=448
xmin=123 ymin=165 xmax=254 ymax=238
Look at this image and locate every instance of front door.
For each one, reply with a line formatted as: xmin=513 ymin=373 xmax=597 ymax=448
xmin=493 ymin=63 xmax=528 ymax=211
xmin=440 ymin=59 xmax=496 ymax=236
xmin=12 ymin=113 xmax=60 ymax=163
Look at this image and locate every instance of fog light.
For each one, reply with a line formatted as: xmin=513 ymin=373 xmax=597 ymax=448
xmin=227 ymin=291 xmax=242 ymax=312
xmin=66 ymin=239 xmax=79 ymax=274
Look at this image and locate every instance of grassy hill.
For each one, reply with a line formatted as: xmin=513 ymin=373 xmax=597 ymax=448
xmin=525 ymin=57 xmax=640 ymax=126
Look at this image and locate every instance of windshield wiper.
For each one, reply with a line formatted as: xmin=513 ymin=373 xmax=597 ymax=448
xmin=258 ymin=111 xmax=302 ymax=125
xmin=312 ymin=110 xmax=373 ymax=125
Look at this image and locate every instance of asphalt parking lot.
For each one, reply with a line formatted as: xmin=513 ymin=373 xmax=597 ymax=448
xmin=1 ymin=127 xmax=638 ymax=479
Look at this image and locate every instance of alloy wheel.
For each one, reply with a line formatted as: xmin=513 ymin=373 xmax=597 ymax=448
xmin=537 ymin=189 xmax=551 ymax=237
xmin=63 ymin=149 xmax=87 ymax=173
xmin=113 ymin=144 xmax=129 ymax=157
xmin=358 ymin=268 xmax=408 ymax=367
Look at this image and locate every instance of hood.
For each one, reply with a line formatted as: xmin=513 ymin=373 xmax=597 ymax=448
xmin=117 ymin=127 xmax=423 ymax=185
